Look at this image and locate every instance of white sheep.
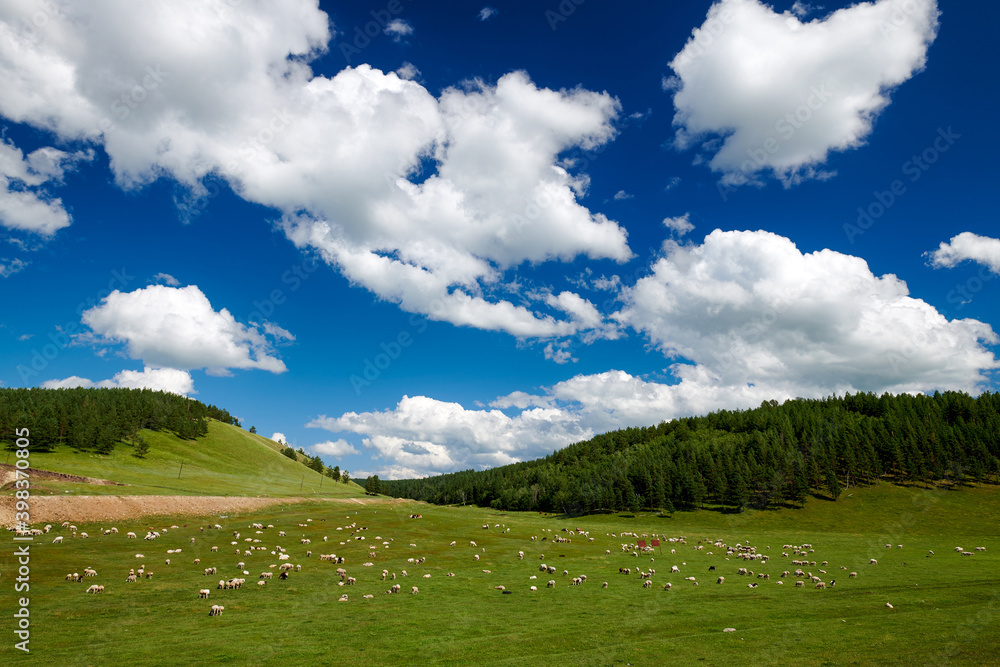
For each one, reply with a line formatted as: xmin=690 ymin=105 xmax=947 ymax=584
xmin=410 ymin=586 xmax=418 ymax=594
xmin=199 ymin=589 xmax=211 ymax=598
xmin=209 ymin=605 xmax=225 ymax=616
xmin=53 ymin=536 xmax=63 ymax=544
xmin=869 ymin=559 xmax=878 ymax=565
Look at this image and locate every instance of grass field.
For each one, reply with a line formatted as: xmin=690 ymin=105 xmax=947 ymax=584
xmin=3 ymin=481 xmax=998 ymax=665
xmin=1 ymin=421 xmax=362 ymax=498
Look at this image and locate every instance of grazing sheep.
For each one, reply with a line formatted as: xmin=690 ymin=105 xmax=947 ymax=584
xmin=209 ymin=605 xmax=225 ymax=616
xmin=794 ymin=580 xmax=804 ymax=587
xmin=52 ymin=536 xmax=63 ymax=544
xmin=257 ymin=580 xmax=266 ymax=587
xmin=815 ymin=582 xmax=827 ymax=589
xmin=547 ymin=580 xmax=555 ymax=588
xmin=663 ymin=583 xmax=672 ymax=590
xmin=218 ymin=580 xmax=226 ymax=589
xmin=411 ymin=586 xmax=418 ymax=594
xmin=717 ymin=576 xmax=725 ymax=584
xmin=84 ymin=568 xmax=97 ymax=577
xmin=869 ymin=559 xmax=878 ymax=565
xmin=338 ymin=594 xmax=349 ymax=602
xmin=602 ymin=582 xmax=609 ymax=588
xmin=885 ymin=602 xmax=894 ymax=609
xmin=473 ymin=554 xmax=479 ymax=561
xmin=126 ymin=574 xmax=137 ymax=583
xmin=976 ymin=547 xmax=987 ymax=551
xmin=260 ymin=572 xmax=272 ymax=579
xmin=643 ymin=580 xmax=652 ymax=588
xmin=199 ymin=589 xmax=210 ymax=598
xmin=86 ymin=585 xmax=102 ymax=594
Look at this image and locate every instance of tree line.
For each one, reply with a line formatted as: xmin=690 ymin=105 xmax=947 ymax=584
xmin=0 ymin=387 xmax=239 ymax=455
xmin=379 ymin=391 xmax=1000 ymax=515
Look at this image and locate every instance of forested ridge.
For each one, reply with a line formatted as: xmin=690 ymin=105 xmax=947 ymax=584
xmin=0 ymin=387 xmax=239 ymax=454
xmin=380 ymin=391 xmax=1000 ymax=514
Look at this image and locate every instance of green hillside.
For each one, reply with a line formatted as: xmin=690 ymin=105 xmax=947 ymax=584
xmin=2 ymin=420 xmax=364 ymax=498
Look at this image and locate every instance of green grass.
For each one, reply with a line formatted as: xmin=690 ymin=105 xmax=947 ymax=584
xmin=2 ymin=421 xmax=364 ymax=498
xmin=2 ymin=482 xmax=998 ymax=665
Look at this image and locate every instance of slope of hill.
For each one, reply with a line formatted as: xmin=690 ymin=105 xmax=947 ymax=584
xmin=2 ymin=420 xmax=364 ymax=498
xmin=382 ymin=390 xmax=1000 ymax=513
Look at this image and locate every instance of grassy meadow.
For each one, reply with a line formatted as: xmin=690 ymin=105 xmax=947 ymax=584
xmin=2 ymin=481 xmax=998 ymax=665
xmin=2 ymin=421 xmax=361 ymax=497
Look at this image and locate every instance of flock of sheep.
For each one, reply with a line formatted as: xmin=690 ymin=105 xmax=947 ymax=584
xmin=23 ymin=510 xmax=990 ymax=618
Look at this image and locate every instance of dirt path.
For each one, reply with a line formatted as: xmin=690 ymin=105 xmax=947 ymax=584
xmin=0 ymin=494 xmax=410 ymax=526
xmin=0 ymin=464 xmax=125 ymax=489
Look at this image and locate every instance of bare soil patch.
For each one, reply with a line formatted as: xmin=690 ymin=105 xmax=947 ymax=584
xmin=0 ymin=493 xmax=411 ymax=526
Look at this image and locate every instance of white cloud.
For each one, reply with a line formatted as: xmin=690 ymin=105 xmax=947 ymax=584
xmin=478 ymin=7 xmax=498 ymax=21
xmin=662 ymin=213 xmax=694 ymax=236
xmin=615 ymin=229 xmax=998 ymax=395
xmin=312 ymin=439 xmax=359 ymax=458
xmin=0 ymin=4 xmax=630 ymax=342
xmin=668 ymin=0 xmax=939 ymax=186
xmin=41 ymin=366 xmax=194 ymax=395
xmin=926 ymin=232 xmax=1000 ymax=274
xmin=151 ymin=272 xmax=180 ymax=286
xmin=395 ymin=61 xmax=420 ymax=80
xmin=308 ymin=395 xmax=592 ymax=477
xmin=384 ymin=19 xmax=413 ymax=42
xmin=0 ymin=257 xmax=27 ymax=277
xmin=271 ymin=432 xmax=288 ymax=445
xmin=0 ymin=139 xmax=91 ymax=236
xmin=543 ymin=341 xmax=576 ymax=364
xmin=81 ymin=285 xmax=289 ymax=374
xmin=306 ymin=224 xmax=1000 ymax=477
xmin=613 ymin=190 xmax=633 ymax=200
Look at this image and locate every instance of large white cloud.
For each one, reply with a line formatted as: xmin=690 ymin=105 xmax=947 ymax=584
xmin=41 ymin=366 xmax=194 ymax=395
xmin=308 ymin=394 xmax=593 ymax=477
xmin=668 ymin=0 xmax=939 ymax=186
xmin=926 ymin=232 xmax=1000 ymax=275
xmin=0 ymin=1 xmax=629 ymax=340
xmin=0 ymin=138 xmax=91 ymax=235
xmin=311 ymin=439 xmax=360 ymax=458
xmin=81 ymin=285 xmax=289 ymax=375
xmin=615 ymin=229 xmax=998 ymax=394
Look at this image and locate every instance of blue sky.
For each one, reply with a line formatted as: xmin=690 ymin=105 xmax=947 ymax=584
xmin=1 ymin=0 xmax=997 ymax=479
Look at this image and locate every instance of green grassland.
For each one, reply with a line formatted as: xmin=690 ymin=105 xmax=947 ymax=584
xmin=2 ymin=421 xmax=362 ymax=497
xmin=2 ymin=482 xmax=998 ymax=665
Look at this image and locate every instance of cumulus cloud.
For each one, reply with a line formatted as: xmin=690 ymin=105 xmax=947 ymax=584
xmin=395 ymin=61 xmax=420 ymax=80
xmin=926 ymin=232 xmax=1000 ymax=274
xmin=271 ymin=432 xmax=288 ymax=445
xmin=0 ymin=139 xmax=91 ymax=236
xmin=615 ymin=229 xmax=998 ymax=395
xmin=613 ymin=190 xmax=633 ymax=200
xmin=662 ymin=213 xmax=694 ymax=236
xmin=0 ymin=3 xmax=630 ymax=342
xmin=668 ymin=0 xmax=939 ymax=186
xmin=81 ymin=285 xmax=289 ymax=375
xmin=478 ymin=7 xmax=498 ymax=21
xmin=312 ymin=439 xmax=360 ymax=458
xmin=41 ymin=367 xmax=194 ymax=395
xmin=384 ymin=18 xmax=413 ymax=42
xmin=308 ymin=395 xmax=593 ymax=477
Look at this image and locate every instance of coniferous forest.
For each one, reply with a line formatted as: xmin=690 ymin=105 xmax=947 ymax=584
xmin=380 ymin=391 xmax=1000 ymax=514
xmin=0 ymin=387 xmax=239 ymax=454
